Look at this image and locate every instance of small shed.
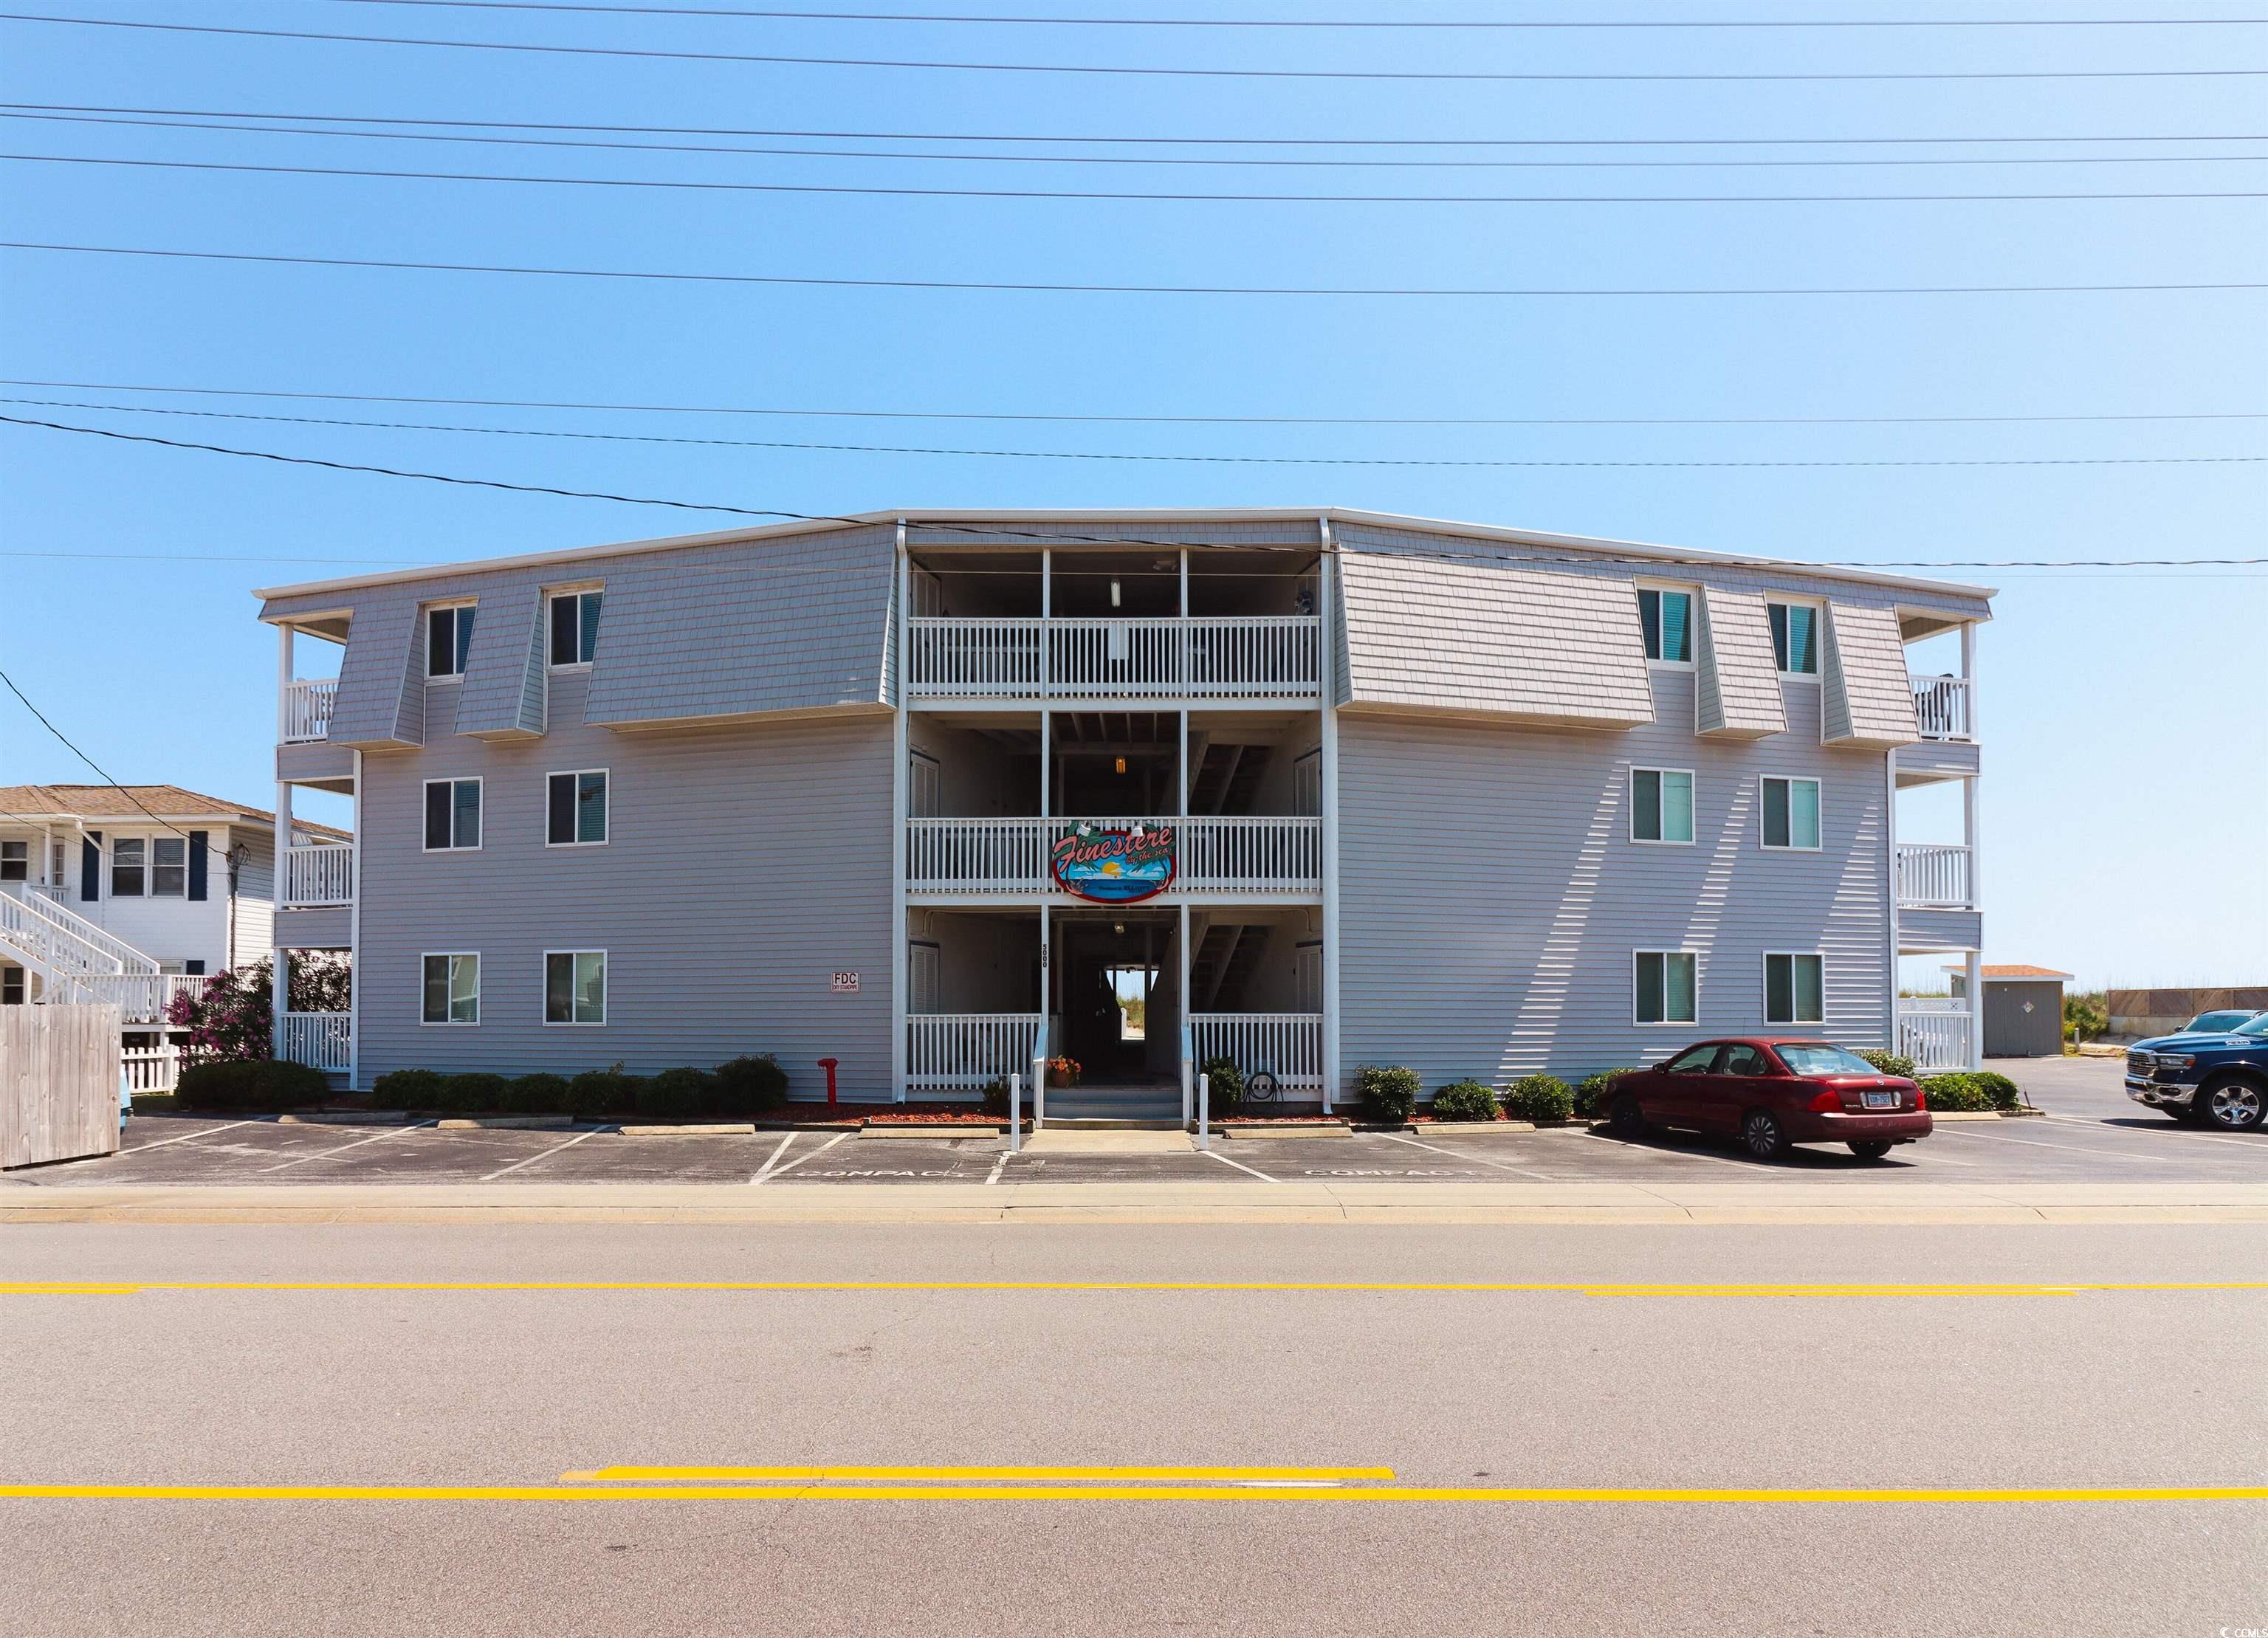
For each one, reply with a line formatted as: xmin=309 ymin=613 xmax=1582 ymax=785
xmin=1947 ymin=964 xmax=2071 ymax=1059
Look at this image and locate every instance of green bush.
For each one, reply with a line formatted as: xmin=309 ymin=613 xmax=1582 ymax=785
xmin=174 ymin=1058 xmax=329 ymax=1112
xmin=2063 ymin=991 xmax=2108 ymax=1045
xmin=1855 ymin=1049 xmax=1918 ymax=1081
xmin=1574 ymin=1068 xmax=1639 ymax=1117
xmin=1970 ymin=1070 xmax=2021 ymax=1110
xmin=715 ymin=1054 xmax=789 ymax=1117
xmin=1920 ymin=1071 xmax=2021 ymax=1112
xmin=1504 ymin=1074 xmax=1575 ymax=1123
xmin=371 ymin=1068 xmax=445 ymax=1109
xmin=1429 ymin=1079 xmax=1499 ymax=1122
xmin=504 ymin=1073 xmax=571 ymax=1114
xmin=979 ymin=1076 xmax=1012 ymax=1118
xmin=1356 ymin=1064 xmax=1420 ymax=1124
xmin=1200 ymin=1056 xmax=1244 ymax=1118
xmin=637 ymin=1067 xmax=717 ymax=1120
xmin=425 ymin=1072 xmax=506 ymax=1114
xmin=569 ymin=1068 xmax=641 ymax=1118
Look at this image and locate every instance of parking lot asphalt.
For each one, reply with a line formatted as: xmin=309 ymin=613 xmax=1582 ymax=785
xmin=16 ymin=1054 xmax=2261 ymax=1190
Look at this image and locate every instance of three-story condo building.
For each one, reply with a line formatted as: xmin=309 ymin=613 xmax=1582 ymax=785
xmin=255 ymin=508 xmax=1990 ymax=1107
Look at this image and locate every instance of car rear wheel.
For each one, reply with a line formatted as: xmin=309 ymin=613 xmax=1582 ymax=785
xmin=1847 ymin=1140 xmax=1894 ymax=1161
xmin=1741 ymin=1109 xmax=1790 ymax=1161
xmin=2199 ymin=1077 xmax=2265 ymax=1132
xmin=1609 ymin=1095 xmax=1648 ymax=1140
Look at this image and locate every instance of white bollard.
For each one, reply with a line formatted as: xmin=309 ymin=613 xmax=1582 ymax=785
xmin=1006 ymin=1073 xmax=1022 ymax=1153
xmin=1197 ymin=1071 xmax=1209 ymax=1151
xmin=1033 ymin=1056 xmax=1046 ymax=1130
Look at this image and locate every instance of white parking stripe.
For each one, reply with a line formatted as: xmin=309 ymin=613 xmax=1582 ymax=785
xmin=983 ymin=1150 xmax=1010 ymax=1186
xmin=1929 ymin=1124 xmax=2170 ymax=1164
xmin=119 ymin=1119 xmax=251 ymax=1154
xmin=1203 ymin=1147 xmax=1278 ymax=1183
xmin=2044 ymin=1112 xmax=2267 ymax=1151
xmin=750 ymin=1131 xmax=846 ymax=1184
xmin=747 ymin=1132 xmax=798 ymax=1183
xmin=256 ymin=1120 xmax=436 ymax=1174
xmin=1379 ymin=1131 xmax=1560 ymax=1181
xmin=481 ymin=1128 xmax=599 ymax=1181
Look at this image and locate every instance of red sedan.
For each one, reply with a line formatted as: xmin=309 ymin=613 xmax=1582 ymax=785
xmin=1603 ymin=1038 xmax=1931 ymax=1161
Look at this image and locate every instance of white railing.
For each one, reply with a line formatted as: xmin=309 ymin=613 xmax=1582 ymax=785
xmin=907 ymin=1012 xmax=1043 ymax=1090
xmin=1897 ymin=1005 xmax=1976 ymax=1073
xmin=1189 ymin=1013 xmax=1323 ymax=1090
xmin=906 ymin=816 xmax=1322 ymax=895
xmin=284 ymin=843 xmax=354 ymax=906
xmin=280 ymin=1011 xmax=353 ymax=1074
xmin=123 ymin=1039 xmax=182 ymax=1093
xmin=282 ymin=677 xmax=339 ymax=743
xmin=0 ymin=883 xmax=157 ymax=982
xmin=1895 ymin=843 xmax=1974 ymax=909
xmin=907 ymin=616 xmax=1320 ymax=701
xmin=1911 ymin=675 xmax=1973 ymax=741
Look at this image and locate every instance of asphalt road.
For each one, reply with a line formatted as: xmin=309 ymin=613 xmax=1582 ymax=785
xmin=2 ymin=1221 xmax=2264 ymax=1635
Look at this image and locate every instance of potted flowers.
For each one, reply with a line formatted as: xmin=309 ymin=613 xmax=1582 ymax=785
xmin=1045 ymin=1055 xmax=1082 ymax=1089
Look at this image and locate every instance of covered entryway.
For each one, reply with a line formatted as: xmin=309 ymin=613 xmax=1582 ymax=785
xmin=1050 ymin=909 xmax=1181 ymax=1120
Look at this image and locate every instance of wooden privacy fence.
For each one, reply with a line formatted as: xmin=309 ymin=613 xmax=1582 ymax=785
xmin=1 ymin=1003 xmax=122 ymax=1169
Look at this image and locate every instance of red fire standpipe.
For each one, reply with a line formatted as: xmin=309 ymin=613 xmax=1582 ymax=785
xmin=818 ymin=1057 xmax=839 ymax=1107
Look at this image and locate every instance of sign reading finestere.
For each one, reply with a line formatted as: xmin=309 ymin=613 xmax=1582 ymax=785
xmin=1050 ymin=824 xmax=1176 ymax=904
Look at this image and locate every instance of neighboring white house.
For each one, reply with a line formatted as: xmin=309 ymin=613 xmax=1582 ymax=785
xmin=0 ymin=785 xmax=351 ymax=1084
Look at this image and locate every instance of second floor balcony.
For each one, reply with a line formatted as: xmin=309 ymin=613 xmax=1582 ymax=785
xmin=909 ymin=815 xmax=1321 ymax=898
xmin=907 ymin=615 xmax=1321 ymax=704
xmin=282 ymin=677 xmax=339 ymax=743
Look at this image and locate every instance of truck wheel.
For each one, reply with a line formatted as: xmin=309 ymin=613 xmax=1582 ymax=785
xmin=1609 ymin=1095 xmax=1648 ymax=1140
xmin=2199 ymin=1076 xmax=2265 ymax=1132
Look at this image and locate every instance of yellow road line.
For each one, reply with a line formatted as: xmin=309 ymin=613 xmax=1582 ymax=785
xmin=2 ymin=1484 xmax=2262 ymax=1504
xmin=565 ymin=1465 xmax=1395 ymax=1482
xmin=5 ymin=1280 xmax=2265 ymax=1297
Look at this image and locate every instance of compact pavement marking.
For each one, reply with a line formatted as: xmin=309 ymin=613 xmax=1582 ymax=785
xmin=478 ymin=1128 xmax=600 ymax=1183
xmin=1201 ymin=1148 xmax=1279 ymax=1183
xmin=747 ymin=1132 xmax=798 ymax=1184
xmin=7 ymin=1280 xmax=2264 ymax=1298
xmin=254 ymin=1120 xmax=437 ymax=1174
xmin=1378 ymin=1131 xmax=1561 ymax=1181
xmin=749 ymin=1131 xmax=847 ymax=1184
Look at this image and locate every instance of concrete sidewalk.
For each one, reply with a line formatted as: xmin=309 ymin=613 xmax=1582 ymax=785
xmin=7 ymin=1178 xmax=2266 ymax=1226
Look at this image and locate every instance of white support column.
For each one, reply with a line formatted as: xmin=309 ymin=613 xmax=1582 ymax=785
xmin=1317 ymin=520 xmax=1341 ymax=1115
xmin=1179 ymin=899 xmax=1193 ymax=1126
xmin=1885 ymin=748 xmax=1900 ymax=1054
xmin=1960 ymin=620 xmax=1979 ymax=740
xmin=275 ymin=623 xmax=294 ymax=745
xmin=1965 ymin=948 xmax=1984 ymax=1070
xmin=1179 ymin=548 xmax=1189 ymax=616
xmin=890 ymin=522 xmax=911 ymax=1102
xmin=272 ymin=637 xmax=294 ymax=1057
xmin=1040 ymin=547 xmax=1052 ymax=703
xmin=347 ymin=748 xmax=362 ymax=1090
xmin=1178 ymin=709 xmax=1189 ymax=816
xmin=1037 ymin=898 xmax=1051 ymax=1092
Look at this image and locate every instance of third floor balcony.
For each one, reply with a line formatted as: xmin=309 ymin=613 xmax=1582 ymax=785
xmin=906 ymin=614 xmax=1321 ymax=704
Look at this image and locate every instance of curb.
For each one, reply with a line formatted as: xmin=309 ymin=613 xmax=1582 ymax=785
xmin=277 ymin=1111 xmax=412 ymax=1126
xmin=616 ymin=1123 xmax=756 ymax=1137
xmin=858 ymin=1123 xmax=1017 ymax=1139
xmin=1412 ymin=1121 xmax=1540 ymax=1135
xmin=434 ymin=1116 xmax=575 ymax=1131
xmin=1220 ymin=1121 xmax=1350 ymax=1139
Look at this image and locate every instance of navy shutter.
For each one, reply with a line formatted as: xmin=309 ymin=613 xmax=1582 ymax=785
xmin=187 ymin=830 xmax=209 ymax=900
xmin=185 ymin=959 xmax=206 ymax=976
xmin=80 ymin=832 xmax=100 ymax=901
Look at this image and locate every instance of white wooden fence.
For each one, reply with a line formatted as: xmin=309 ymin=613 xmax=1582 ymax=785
xmin=280 ymin=1011 xmax=354 ymax=1074
xmin=907 ymin=1013 xmax=1043 ymax=1089
xmin=1910 ymin=675 xmax=1974 ymax=740
xmin=123 ymin=1039 xmax=182 ymax=1093
xmin=1189 ymin=1012 xmax=1322 ymax=1090
xmin=907 ymin=615 xmax=1320 ymax=700
xmin=907 ymin=816 xmax=1321 ymax=894
xmin=1895 ymin=844 xmax=1974 ymax=909
xmin=282 ymin=677 xmax=338 ymax=743
xmin=1896 ymin=1002 xmax=1976 ymax=1072
xmin=1 ymin=1003 xmax=120 ymax=1168
xmin=283 ymin=843 xmax=355 ymax=906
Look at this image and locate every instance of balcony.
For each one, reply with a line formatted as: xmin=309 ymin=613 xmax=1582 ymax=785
xmin=282 ymin=843 xmax=354 ymax=907
xmin=1910 ymin=675 xmax=1973 ymax=741
xmin=1895 ymin=843 xmax=1973 ymax=909
xmin=907 ymin=816 xmax=1321 ymax=897
xmin=282 ymin=678 xmax=338 ymax=743
xmin=907 ymin=616 xmax=1320 ymax=703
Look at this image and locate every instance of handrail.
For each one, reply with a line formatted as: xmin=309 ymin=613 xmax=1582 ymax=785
xmin=281 ymin=677 xmax=339 ymax=743
xmin=908 ymin=613 xmax=1321 ymax=700
xmin=0 ymin=885 xmax=154 ymax=979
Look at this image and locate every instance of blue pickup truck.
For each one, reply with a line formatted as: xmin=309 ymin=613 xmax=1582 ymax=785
xmin=2126 ymin=1013 xmax=2268 ymax=1130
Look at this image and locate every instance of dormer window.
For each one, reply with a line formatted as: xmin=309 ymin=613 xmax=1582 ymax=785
xmin=1636 ymin=587 xmax=1692 ymax=664
xmin=549 ymin=589 xmax=602 ymax=667
xmin=427 ymin=605 xmax=475 ymax=680
xmin=1768 ymin=601 xmax=1819 ymax=676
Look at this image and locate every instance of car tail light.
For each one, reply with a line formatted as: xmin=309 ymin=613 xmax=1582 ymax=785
xmin=1914 ymin=1087 xmax=1927 ymax=1111
xmin=1807 ymin=1088 xmax=1843 ymax=1112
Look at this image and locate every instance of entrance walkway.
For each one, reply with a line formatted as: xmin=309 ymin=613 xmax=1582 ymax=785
xmin=1042 ymin=1081 xmax=1181 ymax=1123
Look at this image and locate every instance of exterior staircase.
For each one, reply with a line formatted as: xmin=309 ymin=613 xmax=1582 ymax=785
xmin=1189 ymin=920 xmax=1267 ymax=1012
xmin=1187 ymin=743 xmax=1272 ymax=816
xmin=0 ymin=884 xmax=165 ymax=1016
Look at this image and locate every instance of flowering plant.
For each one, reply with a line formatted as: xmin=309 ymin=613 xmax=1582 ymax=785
xmin=1045 ymin=1055 xmax=1082 ymax=1088
xmin=167 ymin=956 xmax=353 ymax=1065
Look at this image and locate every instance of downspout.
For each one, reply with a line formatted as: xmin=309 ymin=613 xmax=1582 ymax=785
xmin=348 ymin=749 xmax=363 ymax=1091
xmin=890 ymin=520 xmax=911 ymax=1104
xmin=1885 ymin=747 xmax=1900 ymax=1059
xmin=1317 ymin=516 xmax=1341 ymax=1115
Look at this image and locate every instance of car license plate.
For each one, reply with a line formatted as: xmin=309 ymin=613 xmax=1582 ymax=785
xmin=1863 ymin=1090 xmax=1898 ymax=1109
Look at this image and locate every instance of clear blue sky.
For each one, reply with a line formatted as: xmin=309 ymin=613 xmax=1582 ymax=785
xmin=2 ymin=1 xmax=2262 ymax=991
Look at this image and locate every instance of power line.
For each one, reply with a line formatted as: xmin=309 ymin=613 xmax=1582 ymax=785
xmin=332 ymin=1 xmax=2268 ymax=27
xmin=12 ymin=101 xmax=2262 ymax=149
xmin=21 ymin=109 xmax=2268 ymax=171
xmin=16 ymin=379 xmax=2259 ymax=427
xmin=10 ymin=240 xmax=2263 ymax=299
xmin=5 ymin=413 xmax=2264 ymax=571
xmin=15 ymin=151 xmax=2267 ymax=204
xmin=7 ymin=12 xmax=2266 ymax=80
xmin=13 ymin=396 xmax=2266 ymax=470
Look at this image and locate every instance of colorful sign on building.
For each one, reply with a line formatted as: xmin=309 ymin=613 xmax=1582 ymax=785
xmin=1050 ymin=824 xmax=1176 ymax=904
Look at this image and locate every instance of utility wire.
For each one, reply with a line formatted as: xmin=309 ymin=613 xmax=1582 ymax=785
xmin=16 ymin=379 xmax=2258 ymax=427
xmin=5 ymin=414 xmax=2264 ymax=571
xmin=7 ymin=13 xmax=2266 ymax=80
xmin=10 ymin=241 xmax=2262 ymax=299
xmin=18 ymin=150 xmax=2262 ymax=204
xmin=16 ymin=110 xmax=2268 ymax=171
xmin=12 ymin=102 xmax=2262 ymax=149
xmin=12 ymin=397 xmax=2265 ymax=470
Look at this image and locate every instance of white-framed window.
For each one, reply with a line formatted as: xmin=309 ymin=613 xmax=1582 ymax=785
xmin=1 ymin=965 xmax=23 ymax=1005
xmin=1764 ymin=952 xmax=1826 ymax=1025
xmin=1629 ymin=768 xmax=1695 ymax=845
xmin=111 ymin=836 xmax=146 ymax=896
xmin=546 ymin=769 xmax=609 ymax=846
xmin=421 ymin=952 xmax=480 ymax=1025
xmin=1768 ymin=600 xmax=1821 ymax=677
xmin=909 ymin=940 xmax=941 ymax=1014
xmin=1760 ymin=776 xmax=1823 ymax=851
xmin=426 ymin=603 xmax=475 ymax=680
xmin=1634 ymin=950 xmax=1698 ymax=1026
xmin=1635 ymin=585 xmax=1694 ymax=665
xmin=0 ymin=840 xmax=24 ymax=881
xmin=423 ymin=778 xmax=482 ymax=850
xmin=151 ymin=836 xmax=188 ymax=896
xmin=1293 ymin=748 xmax=1322 ymax=818
xmin=908 ymin=749 xmax=941 ymax=820
xmin=543 ymin=949 xmax=606 ymax=1025
xmin=548 ymin=588 xmax=603 ymax=668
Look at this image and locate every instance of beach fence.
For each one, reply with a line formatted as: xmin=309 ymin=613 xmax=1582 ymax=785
xmin=1 ymin=1003 xmax=122 ymax=1169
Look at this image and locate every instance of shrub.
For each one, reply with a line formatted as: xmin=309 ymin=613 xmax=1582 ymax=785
xmin=1855 ymin=1049 xmax=1918 ymax=1081
xmin=2064 ymin=991 xmax=2108 ymax=1045
xmin=1504 ymin=1073 xmax=1575 ymax=1123
xmin=570 ymin=1068 xmax=641 ymax=1118
xmin=1429 ymin=1078 xmax=1499 ymax=1122
xmin=1920 ymin=1071 xmax=2021 ymax=1112
xmin=715 ymin=1054 xmax=789 ymax=1117
xmin=637 ymin=1067 xmax=718 ymax=1120
xmin=174 ymin=1058 xmax=329 ymax=1112
xmin=371 ymin=1068 xmax=446 ymax=1109
xmin=168 ymin=955 xmax=353 ymax=1066
xmin=1355 ymin=1064 xmax=1420 ymax=1123
xmin=1200 ymin=1056 xmax=1244 ymax=1118
xmin=1970 ymin=1070 xmax=2021 ymax=1110
xmin=979 ymin=1076 xmax=1012 ymax=1118
xmin=1574 ymin=1068 xmax=1639 ymax=1117
xmin=504 ymin=1073 xmax=571 ymax=1114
